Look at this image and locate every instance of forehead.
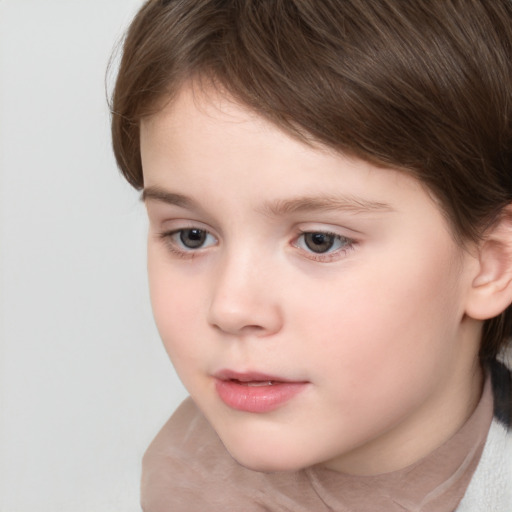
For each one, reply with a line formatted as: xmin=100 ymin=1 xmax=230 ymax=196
xmin=140 ymin=84 xmax=450 ymax=230
xmin=141 ymin=83 xmax=293 ymax=155
xmin=141 ymin=84 xmax=368 ymax=185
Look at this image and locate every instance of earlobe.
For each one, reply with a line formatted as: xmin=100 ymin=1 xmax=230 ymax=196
xmin=465 ymin=205 xmax=512 ymax=320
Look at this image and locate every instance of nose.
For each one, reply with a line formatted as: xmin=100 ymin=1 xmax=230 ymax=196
xmin=207 ymin=251 xmax=283 ymax=337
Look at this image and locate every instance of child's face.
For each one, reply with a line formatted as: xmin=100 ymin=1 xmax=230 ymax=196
xmin=141 ymin=85 xmax=482 ymax=475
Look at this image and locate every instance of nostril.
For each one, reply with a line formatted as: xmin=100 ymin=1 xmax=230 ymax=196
xmin=211 ymin=322 xmax=265 ymax=335
xmin=241 ymin=325 xmax=267 ymax=334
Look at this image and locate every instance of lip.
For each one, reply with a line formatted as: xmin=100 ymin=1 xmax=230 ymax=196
xmin=214 ymin=370 xmax=308 ymax=413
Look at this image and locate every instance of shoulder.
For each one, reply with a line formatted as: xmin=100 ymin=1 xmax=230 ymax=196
xmin=141 ymin=398 xmax=223 ymax=511
xmin=140 ymin=398 xmax=271 ymax=512
xmin=457 ymin=352 xmax=512 ymax=511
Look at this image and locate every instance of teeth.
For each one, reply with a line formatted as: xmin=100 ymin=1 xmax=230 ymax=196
xmin=245 ymin=381 xmax=274 ymax=387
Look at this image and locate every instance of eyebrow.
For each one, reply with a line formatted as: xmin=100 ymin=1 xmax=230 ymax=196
xmin=259 ymin=195 xmax=394 ymax=217
xmin=142 ymin=186 xmax=394 ymax=216
xmin=141 ymin=187 xmax=199 ymax=209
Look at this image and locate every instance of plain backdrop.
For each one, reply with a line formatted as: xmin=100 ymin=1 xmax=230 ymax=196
xmin=0 ymin=1 xmax=187 ymax=510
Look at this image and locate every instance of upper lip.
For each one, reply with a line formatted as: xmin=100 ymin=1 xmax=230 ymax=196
xmin=214 ymin=369 xmax=306 ymax=383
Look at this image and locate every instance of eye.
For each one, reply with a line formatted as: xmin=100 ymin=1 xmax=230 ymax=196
xmin=177 ymin=228 xmax=211 ymax=249
xmin=296 ymin=231 xmax=353 ymax=254
xmin=161 ymin=228 xmax=217 ymax=252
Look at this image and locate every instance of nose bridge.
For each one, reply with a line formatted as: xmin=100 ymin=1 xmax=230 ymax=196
xmin=208 ymin=241 xmax=282 ymax=336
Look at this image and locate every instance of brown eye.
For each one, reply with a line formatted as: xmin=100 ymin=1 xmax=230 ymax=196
xmin=179 ymin=228 xmax=208 ymax=249
xmin=303 ymin=232 xmax=336 ymax=253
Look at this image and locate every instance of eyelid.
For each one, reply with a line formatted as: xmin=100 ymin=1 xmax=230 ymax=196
xmin=293 ymin=229 xmax=356 ymax=262
xmin=158 ymin=226 xmax=218 ymax=258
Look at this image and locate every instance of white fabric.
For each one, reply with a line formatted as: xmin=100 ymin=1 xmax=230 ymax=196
xmin=456 ymin=417 xmax=512 ymax=511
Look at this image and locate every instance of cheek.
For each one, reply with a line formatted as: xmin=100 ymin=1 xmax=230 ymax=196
xmin=292 ymin=246 xmax=464 ymax=391
xmin=147 ymin=250 xmax=205 ymax=360
xmin=149 ymin=274 xmax=208 ymax=394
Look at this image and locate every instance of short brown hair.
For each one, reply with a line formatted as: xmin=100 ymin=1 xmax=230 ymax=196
xmin=111 ymin=0 xmax=512 ymax=362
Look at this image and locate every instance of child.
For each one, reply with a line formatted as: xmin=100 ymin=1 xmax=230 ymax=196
xmin=111 ymin=1 xmax=512 ymax=510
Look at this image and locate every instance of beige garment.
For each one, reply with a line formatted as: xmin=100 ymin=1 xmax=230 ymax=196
xmin=141 ymin=377 xmax=493 ymax=512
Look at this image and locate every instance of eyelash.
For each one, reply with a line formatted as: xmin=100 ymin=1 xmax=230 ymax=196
xmin=293 ymin=230 xmax=356 ymax=262
xmin=157 ymin=228 xmax=356 ymax=262
xmin=158 ymin=228 xmax=218 ymax=259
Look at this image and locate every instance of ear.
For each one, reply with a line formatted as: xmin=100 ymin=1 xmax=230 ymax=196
xmin=465 ymin=205 xmax=512 ymax=320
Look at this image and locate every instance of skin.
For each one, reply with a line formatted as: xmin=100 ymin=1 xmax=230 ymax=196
xmin=140 ymin=84 xmax=484 ymax=475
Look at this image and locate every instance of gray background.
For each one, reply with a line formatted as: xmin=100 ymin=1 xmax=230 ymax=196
xmin=0 ymin=1 xmax=187 ymax=510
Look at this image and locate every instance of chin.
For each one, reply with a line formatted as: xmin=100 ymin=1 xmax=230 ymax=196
xmin=231 ymin=453 xmax=303 ymax=474
xmin=221 ymin=439 xmax=312 ymax=474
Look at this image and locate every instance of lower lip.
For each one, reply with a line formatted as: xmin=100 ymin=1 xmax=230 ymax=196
xmin=214 ymin=379 xmax=307 ymax=413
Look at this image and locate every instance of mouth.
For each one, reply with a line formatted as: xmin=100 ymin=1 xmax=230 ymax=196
xmin=213 ymin=370 xmax=308 ymax=413
xmin=238 ymin=380 xmax=276 ymax=387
